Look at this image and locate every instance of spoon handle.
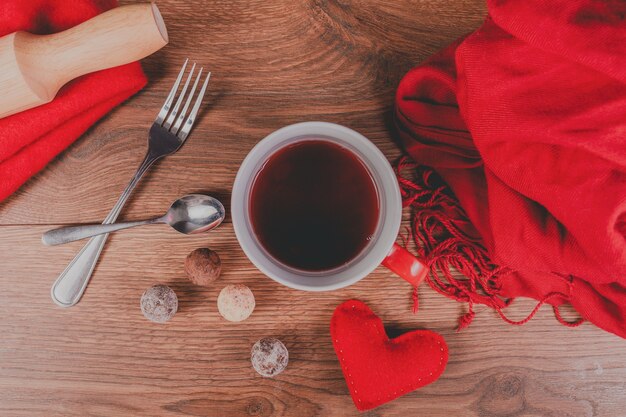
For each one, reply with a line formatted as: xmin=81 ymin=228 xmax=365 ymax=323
xmin=43 ymin=217 xmax=161 ymax=246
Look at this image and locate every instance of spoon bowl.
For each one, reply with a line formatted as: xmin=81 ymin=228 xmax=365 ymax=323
xmin=166 ymin=194 xmax=225 ymax=234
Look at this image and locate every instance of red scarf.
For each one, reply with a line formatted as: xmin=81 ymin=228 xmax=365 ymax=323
xmin=0 ymin=0 xmax=146 ymax=202
xmin=395 ymin=0 xmax=626 ymax=338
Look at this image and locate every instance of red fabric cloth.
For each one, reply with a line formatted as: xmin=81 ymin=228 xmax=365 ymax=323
xmin=0 ymin=0 xmax=147 ymax=202
xmin=331 ymin=300 xmax=448 ymax=411
xmin=395 ymin=0 xmax=626 ymax=338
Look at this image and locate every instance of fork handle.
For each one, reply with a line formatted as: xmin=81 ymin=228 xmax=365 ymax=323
xmin=50 ymin=151 xmax=160 ymax=307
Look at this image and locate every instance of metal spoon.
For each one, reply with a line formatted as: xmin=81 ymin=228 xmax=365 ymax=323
xmin=42 ymin=194 xmax=225 ymax=246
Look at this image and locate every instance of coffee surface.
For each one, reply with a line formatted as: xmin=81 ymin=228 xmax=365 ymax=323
xmin=250 ymin=139 xmax=380 ymax=271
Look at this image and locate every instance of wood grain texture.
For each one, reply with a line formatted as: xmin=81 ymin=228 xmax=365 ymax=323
xmin=0 ymin=1 xmax=624 ymax=416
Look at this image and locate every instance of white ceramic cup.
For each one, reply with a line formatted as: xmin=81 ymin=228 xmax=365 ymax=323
xmin=232 ymin=122 xmax=410 ymax=291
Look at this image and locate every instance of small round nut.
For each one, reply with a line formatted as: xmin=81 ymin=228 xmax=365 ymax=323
xmin=217 ymin=284 xmax=255 ymax=322
xmin=140 ymin=284 xmax=178 ymax=323
xmin=251 ymin=337 xmax=288 ymax=377
xmin=185 ymin=248 xmax=221 ymax=286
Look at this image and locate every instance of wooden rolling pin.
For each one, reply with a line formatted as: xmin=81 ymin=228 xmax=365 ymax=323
xmin=0 ymin=3 xmax=168 ymax=118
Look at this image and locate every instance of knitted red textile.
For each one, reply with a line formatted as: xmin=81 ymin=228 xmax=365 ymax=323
xmin=331 ymin=300 xmax=448 ymax=411
xmin=0 ymin=0 xmax=147 ymax=202
xmin=395 ymin=0 xmax=626 ymax=338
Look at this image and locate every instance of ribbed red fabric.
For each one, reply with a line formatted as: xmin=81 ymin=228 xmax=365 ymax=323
xmin=0 ymin=0 xmax=147 ymax=202
xmin=395 ymin=0 xmax=626 ymax=338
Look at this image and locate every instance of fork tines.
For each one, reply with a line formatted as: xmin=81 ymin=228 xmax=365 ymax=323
xmin=156 ymin=59 xmax=211 ymax=140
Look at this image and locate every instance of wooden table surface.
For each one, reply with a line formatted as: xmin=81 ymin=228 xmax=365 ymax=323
xmin=1 ymin=1 xmax=625 ymax=416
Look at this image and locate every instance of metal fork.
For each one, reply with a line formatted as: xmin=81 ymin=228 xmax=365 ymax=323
xmin=50 ymin=59 xmax=211 ymax=307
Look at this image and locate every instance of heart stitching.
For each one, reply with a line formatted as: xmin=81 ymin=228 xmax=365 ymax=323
xmin=331 ymin=300 xmax=448 ymax=411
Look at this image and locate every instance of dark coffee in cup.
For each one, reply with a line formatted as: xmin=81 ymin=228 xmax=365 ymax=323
xmin=249 ymin=139 xmax=380 ymax=271
xmin=232 ymin=122 xmax=403 ymax=291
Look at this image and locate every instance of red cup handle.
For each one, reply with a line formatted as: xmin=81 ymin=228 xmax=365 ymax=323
xmin=382 ymin=242 xmax=428 ymax=286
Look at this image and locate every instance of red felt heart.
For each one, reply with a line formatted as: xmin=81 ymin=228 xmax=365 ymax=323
xmin=330 ymin=299 xmax=448 ymax=411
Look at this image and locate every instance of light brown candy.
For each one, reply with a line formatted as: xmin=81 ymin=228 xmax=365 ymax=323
xmin=140 ymin=284 xmax=178 ymax=323
xmin=217 ymin=284 xmax=255 ymax=322
xmin=184 ymin=248 xmax=221 ymax=286
xmin=251 ymin=337 xmax=289 ymax=377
